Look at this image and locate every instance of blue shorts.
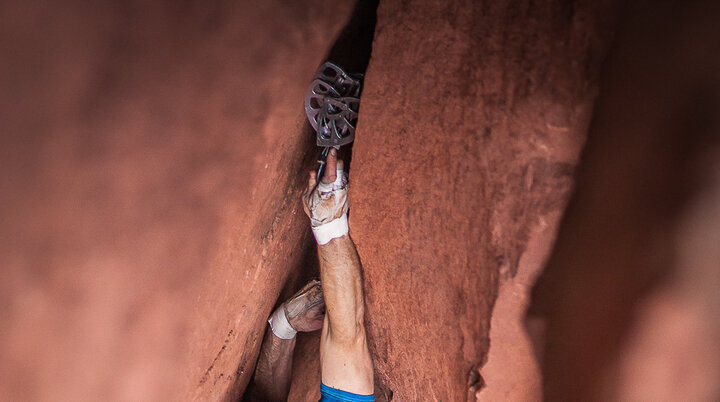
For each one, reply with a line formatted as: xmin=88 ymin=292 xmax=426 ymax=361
xmin=320 ymin=383 xmax=374 ymax=401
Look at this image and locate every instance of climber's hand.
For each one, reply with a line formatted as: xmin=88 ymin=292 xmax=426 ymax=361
xmin=284 ymin=279 xmax=325 ymax=332
xmin=302 ymin=148 xmax=349 ymax=238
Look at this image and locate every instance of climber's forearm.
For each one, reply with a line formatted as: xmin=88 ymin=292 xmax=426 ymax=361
xmin=252 ymin=327 xmax=295 ymax=401
xmin=304 ymin=148 xmax=373 ymax=393
xmin=317 ymin=234 xmax=366 ymax=343
xmin=317 ymin=233 xmax=373 ymax=393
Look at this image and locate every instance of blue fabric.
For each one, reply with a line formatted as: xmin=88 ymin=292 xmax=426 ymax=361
xmin=320 ymin=383 xmax=374 ymax=401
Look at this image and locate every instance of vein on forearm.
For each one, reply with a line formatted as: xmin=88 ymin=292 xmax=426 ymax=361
xmin=318 ymin=235 xmax=366 ymax=343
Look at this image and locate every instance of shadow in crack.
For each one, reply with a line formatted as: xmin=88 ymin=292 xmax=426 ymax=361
xmin=320 ymin=0 xmax=380 ymax=174
xmin=240 ymin=0 xmax=379 ymax=400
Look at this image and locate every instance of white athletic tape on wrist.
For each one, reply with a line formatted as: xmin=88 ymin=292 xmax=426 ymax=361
xmin=268 ymin=304 xmax=297 ymax=339
xmin=310 ymin=163 xmax=349 ymax=245
xmin=312 ymin=213 xmax=348 ymax=245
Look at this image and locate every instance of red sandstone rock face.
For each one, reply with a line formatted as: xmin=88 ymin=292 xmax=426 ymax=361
xmin=531 ymin=1 xmax=720 ymax=399
xmin=316 ymin=1 xmax=616 ymax=400
xmin=9 ymin=1 xmax=718 ymax=401
xmin=0 ymin=1 xmax=350 ymax=400
xmin=1 ymin=0 xmax=619 ymax=400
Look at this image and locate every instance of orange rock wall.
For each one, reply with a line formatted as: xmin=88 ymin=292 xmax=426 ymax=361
xmin=0 ymin=1 xmax=352 ymax=400
xmin=16 ymin=0 xmax=715 ymax=401
xmin=307 ymin=0 xmax=617 ymax=399
xmin=531 ymin=0 xmax=720 ymax=399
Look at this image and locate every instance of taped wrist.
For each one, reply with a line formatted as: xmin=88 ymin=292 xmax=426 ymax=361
xmin=312 ymin=213 xmax=348 ymax=245
xmin=267 ymin=304 xmax=296 ymax=339
xmin=309 ymin=163 xmax=349 ymax=245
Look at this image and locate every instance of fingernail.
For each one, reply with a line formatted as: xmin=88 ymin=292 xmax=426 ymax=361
xmin=330 ymin=148 xmax=337 ymax=156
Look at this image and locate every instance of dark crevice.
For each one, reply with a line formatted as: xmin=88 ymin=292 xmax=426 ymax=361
xmin=240 ymin=1 xmax=379 ymax=400
xmin=317 ymin=0 xmax=380 ymax=174
xmin=326 ymin=0 xmax=379 ymax=76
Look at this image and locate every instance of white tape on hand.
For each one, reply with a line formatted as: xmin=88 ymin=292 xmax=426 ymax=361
xmin=312 ymin=213 xmax=348 ymax=245
xmin=310 ymin=162 xmax=349 ymax=245
xmin=268 ymin=304 xmax=297 ymax=339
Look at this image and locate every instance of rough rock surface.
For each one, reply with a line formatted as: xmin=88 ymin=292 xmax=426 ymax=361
xmin=530 ymin=0 xmax=720 ymax=399
xmin=0 ymin=1 xmax=351 ymax=400
xmin=14 ymin=0 xmax=710 ymax=400
xmin=292 ymin=0 xmax=617 ymax=400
